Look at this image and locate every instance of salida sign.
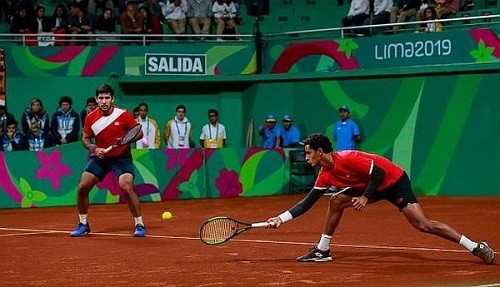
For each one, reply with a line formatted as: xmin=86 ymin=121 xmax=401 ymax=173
xmin=145 ymin=53 xmax=206 ymax=75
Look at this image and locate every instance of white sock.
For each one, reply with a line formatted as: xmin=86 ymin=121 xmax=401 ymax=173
xmin=459 ymin=235 xmax=477 ymax=252
xmin=79 ymin=214 xmax=88 ymax=225
xmin=317 ymin=234 xmax=332 ymax=251
xmin=134 ymin=216 xmax=144 ymax=226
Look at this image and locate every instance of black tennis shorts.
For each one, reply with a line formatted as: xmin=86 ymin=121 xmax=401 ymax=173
xmin=372 ymin=172 xmax=418 ymax=211
xmin=344 ymin=172 xmax=418 ymax=211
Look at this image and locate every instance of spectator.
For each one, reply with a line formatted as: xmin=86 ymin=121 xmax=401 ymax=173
xmin=119 ymin=2 xmax=143 ymax=45
xmin=362 ymin=0 xmax=391 ymax=35
xmin=31 ymin=5 xmax=51 ymax=33
xmin=51 ymin=95 xmax=80 ymax=145
xmin=133 ymin=106 xmax=140 ymax=118
xmin=20 ymin=98 xmax=50 ymax=142
xmin=87 ymin=0 xmax=113 ymax=18
xmin=259 ymin=114 xmax=281 ymax=149
xmin=143 ymin=0 xmax=163 ymax=20
xmin=9 ymin=7 xmax=33 ymax=35
xmin=281 ymin=115 xmax=301 ymax=148
xmin=0 ymin=119 xmax=25 ymax=151
xmin=68 ymin=2 xmax=94 ymax=45
xmin=0 ymin=104 xmax=16 ymax=137
xmin=389 ymin=0 xmax=420 ymax=32
xmin=333 ymin=105 xmax=361 ymax=151
xmin=164 ymin=104 xmax=192 ymax=149
xmin=341 ymin=0 xmax=370 ymax=36
xmin=162 ymin=0 xmax=187 ymax=35
xmin=212 ymin=0 xmax=238 ymax=40
xmin=135 ymin=103 xmax=161 ymax=149
xmin=139 ymin=6 xmax=163 ymax=43
xmin=26 ymin=118 xmax=52 ymax=151
xmin=49 ymin=4 xmax=70 ymax=45
xmin=434 ymin=0 xmax=460 ymax=19
xmin=186 ymin=0 xmax=211 ymax=39
xmin=80 ymin=97 xmax=97 ymax=127
xmin=94 ymin=7 xmax=117 ymax=42
xmin=199 ymin=108 xmax=226 ymax=148
xmin=420 ymin=6 xmax=443 ymax=32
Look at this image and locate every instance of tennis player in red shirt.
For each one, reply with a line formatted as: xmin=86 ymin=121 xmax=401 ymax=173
xmin=70 ymin=84 xmax=147 ymax=237
xmin=267 ymin=133 xmax=494 ymax=264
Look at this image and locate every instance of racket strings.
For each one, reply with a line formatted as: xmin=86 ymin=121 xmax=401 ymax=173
xmin=200 ymin=218 xmax=239 ymax=244
xmin=120 ymin=125 xmax=141 ymax=144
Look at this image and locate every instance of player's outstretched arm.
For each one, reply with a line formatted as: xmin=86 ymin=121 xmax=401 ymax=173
xmin=267 ymin=188 xmax=325 ymax=228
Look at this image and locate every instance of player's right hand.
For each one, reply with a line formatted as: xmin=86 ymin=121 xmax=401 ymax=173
xmin=266 ymin=217 xmax=282 ymax=228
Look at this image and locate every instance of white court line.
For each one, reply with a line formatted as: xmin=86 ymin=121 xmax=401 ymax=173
xmin=1 ymin=227 xmax=499 ymax=256
xmin=0 ymin=230 xmax=60 ymax=237
xmin=470 ymin=285 xmax=500 ymax=287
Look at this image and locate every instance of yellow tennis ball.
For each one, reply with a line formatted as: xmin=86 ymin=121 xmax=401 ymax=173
xmin=162 ymin=211 xmax=172 ymax=220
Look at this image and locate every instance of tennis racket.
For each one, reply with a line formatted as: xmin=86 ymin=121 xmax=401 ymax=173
xmin=103 ymin=124 xmax=142 ymax=153
xmin=199 ymin=216 xmax=271 ymax=245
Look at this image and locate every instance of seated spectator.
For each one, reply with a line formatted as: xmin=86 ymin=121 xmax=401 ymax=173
xmin=9 ymin=0 xmax=35 ymax=23
xmin=80 ymin=97 xmax=97 ymax=126
xmin=20 ymin=98 xmax=50 ymax=141
xmin=143 ymin=0 xmax=164 ymax=20
xmin=68 ymin=1 xmax=94 ymax=45
xmin=26 ymin=119 xmax=52 ymax=151
xmin=420 ymin=6 xmax=443 ymax=32
xmin=49 ymin=4 xmax=70 ymax=46
xmin=10 ymin=7 xmax=35 ymax=43
xmin=31 ymin=5 xmax=53 ymax=46
xmin=119 ymin=2 xmax=143 ymax=45
xmin=186 ymin=0 xmax=211 ymax=39
xmin=434 ymin=0 xmax=460 ymax=19
xmin=31 ymin=5 xmax=51 ymax=33
xmin=94 ymin=7 xmax=117 ymax=42
xmin=162 ymin=0 xmax=187 ymax=36
xmin=0 ymin=119 xmax=25 ymax=151
xmin=341 ymin=0 xmax=370 ymax=36
xmin=0 ymin=104 xmax=16 ymax=137
xmin=416 ymin=0 xmax=458 ymax=22
xmin=362 ymin=0 xmax=391 ymax=35
xmin=51 ymin=95 xmax=80 ymax=145
xmin=87 ymin=0 xmax=113 ymax=18
xmin=389 ymin=0 xmax=421 ymax=32
xmin=139 ymin=6 xmax=163 ymax=43
xmin=212 ymin=0 xmax=238 ymax=40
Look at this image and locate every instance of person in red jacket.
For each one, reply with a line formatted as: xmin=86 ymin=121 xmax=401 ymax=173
xmin=267 ymin=133 xmax=494 ymax=265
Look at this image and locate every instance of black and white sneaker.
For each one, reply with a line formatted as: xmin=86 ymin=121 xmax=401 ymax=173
xmin=297 ymin=247 xmax=332 ymax=262
xmin=472 ymin=241 xmax=494 ymax=265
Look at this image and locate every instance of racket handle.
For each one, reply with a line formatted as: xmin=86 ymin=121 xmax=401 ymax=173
xmin=103 ymin=145 xmax=113 ymax=153
xmin=251 ymin=222 xmax=270 ymax=228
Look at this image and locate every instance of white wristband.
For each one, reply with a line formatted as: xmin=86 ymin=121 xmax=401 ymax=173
xmin=278 ymin=211 xmax=293 ymax=223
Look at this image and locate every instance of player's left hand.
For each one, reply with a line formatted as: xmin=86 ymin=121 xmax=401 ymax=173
xmin=351 ymin=196 xmax=368 ymax=211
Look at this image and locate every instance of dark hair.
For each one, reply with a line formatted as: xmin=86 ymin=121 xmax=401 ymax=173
xmin=86 ymin=97 xmax=97 ymax=104
xmin=59 ymin=95 xmax=73 ymax=106
xmin=138 ymin=102 xmax=148 ymax=110
xmin=302 ymin=133 xmax=333 ymax=153
xmin=6 ymin=118 xmax=18 ymax=127
xmin=207 ymin=109 xmax=218 ymax=116
xmin=176 ymin=104 xmax=186 ymax=112
xmin=424 ymin=6 xmax=437 ymax=20
xmin=95 ymin=84 xmax=115 ymax=97
xmin=133 ymin=106 xmax=140 ymax=114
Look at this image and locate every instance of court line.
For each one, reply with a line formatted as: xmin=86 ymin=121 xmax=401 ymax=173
xmin=470 ymin=284 xmax=500 ymax=287
xmin=3 ymin=226 xmax=498 ymax=256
